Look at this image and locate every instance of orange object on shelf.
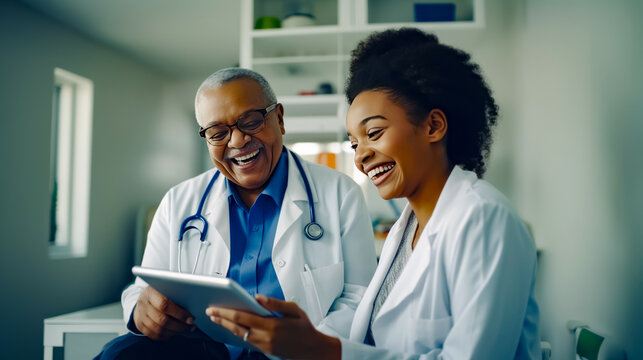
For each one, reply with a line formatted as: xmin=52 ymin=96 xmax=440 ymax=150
xmin=317 ymin=152 xmax=336 ymax=169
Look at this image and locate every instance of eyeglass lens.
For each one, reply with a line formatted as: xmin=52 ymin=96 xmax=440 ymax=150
xmin=205 ymin=111 xmax=266 ymax=144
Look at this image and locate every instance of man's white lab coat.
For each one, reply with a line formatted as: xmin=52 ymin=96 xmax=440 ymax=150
xmin=122 ymin=151 xmax=377 ymax=338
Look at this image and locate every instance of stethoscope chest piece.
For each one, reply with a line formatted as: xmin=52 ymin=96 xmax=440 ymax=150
xmin=304 ymin=222 xmax=323 ymax=240
xmin=291 ymin=152 xmax=324 ymax=241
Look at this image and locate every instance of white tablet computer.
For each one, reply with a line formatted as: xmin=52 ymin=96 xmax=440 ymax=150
xmin=132 ymin=266 xmax=274 ymax=350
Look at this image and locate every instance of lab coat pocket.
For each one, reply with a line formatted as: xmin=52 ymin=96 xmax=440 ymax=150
xmin=408 ymin=315 xmax=453 ymax=353
xmin=300 ymin=262 xmax=344 ymax=326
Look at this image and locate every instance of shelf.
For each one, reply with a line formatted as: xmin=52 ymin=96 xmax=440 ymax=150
xmin=280 ymin=94 xmax=343 ymax=105
xmin=283 ymin=132 xmax=346 ymax=144
xmin=241 ymin=0 xmax=484 ymax=138
xmin=252 ymin=0 xmax=339 ymax=29
xmin=346 ymin=20 xmax=482 ymax=32
xmin=254 ymin=61 xmax=341 ymax=97
xmin=251 ymin=25 xmax=341 ymax=38
xmin=251 ymin=20 xmax=481 ymax=38
xmin=253 ymin=55 xmax=349 ymax=65
xmin=253 ymin=32 xmax=339 ymax=58
xmin=284 ymin=115 xmax=344 ymax=134
xmin=366 ymin=0 xmax=475 ymax=23
xmin=279 ymin=95 xmax=344 ymax=118
xmin=252 ymin=22 xmax=482 ymax=59
xmin=254 ymin=61 xmax=339 ymax=75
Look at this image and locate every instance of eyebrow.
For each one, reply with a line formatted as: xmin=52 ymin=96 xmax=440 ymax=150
xmin=347 ymin=115 xmax=387 ymax=137
xmin=202 ymin=107 xmax=264 ymax=128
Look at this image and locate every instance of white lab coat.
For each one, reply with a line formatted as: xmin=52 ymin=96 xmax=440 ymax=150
xmin=342 ymin=166 xmax=541 ymax=359
xmin=122 ymin=151 xmax=377 ymax=338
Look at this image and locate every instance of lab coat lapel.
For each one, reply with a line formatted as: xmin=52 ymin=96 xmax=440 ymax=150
xmin=273 ymin=151 xmax=311 ymax=249
xmin=373 ymin=230 xmax=435 ymax=321
xmin=421 ymin=166 xmax=474 ymax=235
xmin=349 ymin=204 xmax=412 ymax=342
xmin=202 ymin=173 xmax=231 ymax=275
xmin=374 ymin=166 xmax=473 ymax=321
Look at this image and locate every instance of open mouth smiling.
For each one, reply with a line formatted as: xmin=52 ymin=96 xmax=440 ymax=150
xmin=231 ymin=149 xmax=260 ymax=166
xmin=367 ymin=162 xmax=396 ymax=181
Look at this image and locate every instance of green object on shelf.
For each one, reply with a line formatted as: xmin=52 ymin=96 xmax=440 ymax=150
xmin=255 ymin=16 xmax=281 ymax=29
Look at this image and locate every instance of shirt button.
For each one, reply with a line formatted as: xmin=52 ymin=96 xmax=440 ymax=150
xmin=246 ymin=255 xmax=254 ymax=261
xmin=252 ymin=225 xmax=260 ymax=232
xmin=277 ymin=259 xmax=286 ymax=267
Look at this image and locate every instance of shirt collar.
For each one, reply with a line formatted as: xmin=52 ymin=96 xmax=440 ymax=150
xmin=226 ymin=147 xmax=289 ymax=210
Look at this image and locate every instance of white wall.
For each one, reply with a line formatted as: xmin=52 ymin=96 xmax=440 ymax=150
xmin=0 ymin=2 xmax=201 ymax=358
xmin=515 ymin=0 xmax=643 ymax=358
xmin=158 ymin=76 xmax=216 ymax=172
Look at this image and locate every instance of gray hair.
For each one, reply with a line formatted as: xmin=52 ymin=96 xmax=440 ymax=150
xmin=194 ymin=68 xmax=277 ymax=121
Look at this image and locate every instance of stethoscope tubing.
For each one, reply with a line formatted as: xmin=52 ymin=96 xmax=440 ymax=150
xmin=177 ymin=150 xmax=322 ymax=274
xmin=177 ymin=171 xmax=219 ymax=273
xmin=291 ymin=153 xmax=323 ymax=240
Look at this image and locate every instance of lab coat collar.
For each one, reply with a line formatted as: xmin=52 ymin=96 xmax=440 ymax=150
xmin=424 ymin=165 xmax=477 ymax=237
xmin=373 ymin=166 xmax=477 ymax=321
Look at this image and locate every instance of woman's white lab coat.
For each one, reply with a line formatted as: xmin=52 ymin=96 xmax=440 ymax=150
xmin=122 ymin=151 xmax=377 ymax=338
xmin=342 ymin=166 xmax=541 ymax=359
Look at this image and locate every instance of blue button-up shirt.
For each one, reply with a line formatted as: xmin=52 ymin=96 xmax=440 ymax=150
xmin=225 ymin=149 xmax=288 ymax=358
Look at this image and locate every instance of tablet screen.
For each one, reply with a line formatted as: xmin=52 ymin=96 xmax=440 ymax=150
xmin=132 ymin=266 xmax=273 ymax=349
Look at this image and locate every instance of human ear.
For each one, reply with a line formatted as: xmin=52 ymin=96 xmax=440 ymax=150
xmin=276 ymin=103 xmax=286 ymax=135
xmin=425 ymin=109 xmax=447 ymax=142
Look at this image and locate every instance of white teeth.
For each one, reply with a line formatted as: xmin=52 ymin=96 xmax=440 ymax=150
xmin=234 ymin=149 xmax=259 ymax=164
xmin=234 ymin=150 xmax=259 ymax=165
xmin=368 ymin=164 xmax=395 ymax=179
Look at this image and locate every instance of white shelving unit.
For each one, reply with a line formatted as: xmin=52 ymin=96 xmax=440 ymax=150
xmin=240 ymin=0 xmax=483 ymax=140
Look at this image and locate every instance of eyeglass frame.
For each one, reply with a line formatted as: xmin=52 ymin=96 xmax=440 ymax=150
xmin=198 ymin=103 xmax=278 ymax=146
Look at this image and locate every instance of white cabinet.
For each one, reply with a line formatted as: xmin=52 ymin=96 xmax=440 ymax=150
xmin=240 ymin=0 xmax=483 ymax=140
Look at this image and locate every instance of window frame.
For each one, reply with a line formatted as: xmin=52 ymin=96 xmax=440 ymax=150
xmin=48 ymin=67 xmax=94 ymax=259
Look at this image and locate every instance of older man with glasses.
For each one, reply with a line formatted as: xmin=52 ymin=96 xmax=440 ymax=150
xmin=95 ymin=68 xmax=377 ymax=360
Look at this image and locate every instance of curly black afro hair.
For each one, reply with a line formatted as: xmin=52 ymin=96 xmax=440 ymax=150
xmin=345 ymin=28 xmax=498 ymax=177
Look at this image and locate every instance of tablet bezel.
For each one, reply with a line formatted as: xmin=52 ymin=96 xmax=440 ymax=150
xmin=132 ymin=266 xmax=272 ymax=349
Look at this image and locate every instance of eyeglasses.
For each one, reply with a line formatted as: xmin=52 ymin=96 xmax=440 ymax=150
xmin=199 ymin=103 xmax=278 ymax=146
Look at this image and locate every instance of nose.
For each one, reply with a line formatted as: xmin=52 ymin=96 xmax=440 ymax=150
xmin=354 ymin=143 xmax=373 ymax=172
xmin=227 ymin=126 xmax=250 ymax=149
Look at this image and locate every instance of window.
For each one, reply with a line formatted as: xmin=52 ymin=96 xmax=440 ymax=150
xmin=49 ymin=68 xmax=93 ymax=259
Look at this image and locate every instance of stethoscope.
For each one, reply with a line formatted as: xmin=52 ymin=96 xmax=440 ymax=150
xmin=177 ymin=151 xmax=324 ymax=274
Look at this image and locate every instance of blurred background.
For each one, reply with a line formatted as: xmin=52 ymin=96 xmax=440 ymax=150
xmin=1 ymin=0 xmax=641 ymax=358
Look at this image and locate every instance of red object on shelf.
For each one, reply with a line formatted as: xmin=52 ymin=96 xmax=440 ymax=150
xmin=298 ymin=91 xmax=316 ymax=96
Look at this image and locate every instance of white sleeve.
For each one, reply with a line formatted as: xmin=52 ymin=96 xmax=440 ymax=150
xmin=316 ymin=185 xmax=377 ymax=339
xmin=120 ymin=191 xmax=173 ymax=327
xmin=438 ymin=204 xmax=537 ymax=359
xmin=339 ymin=203 xmax=538 ymax=360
